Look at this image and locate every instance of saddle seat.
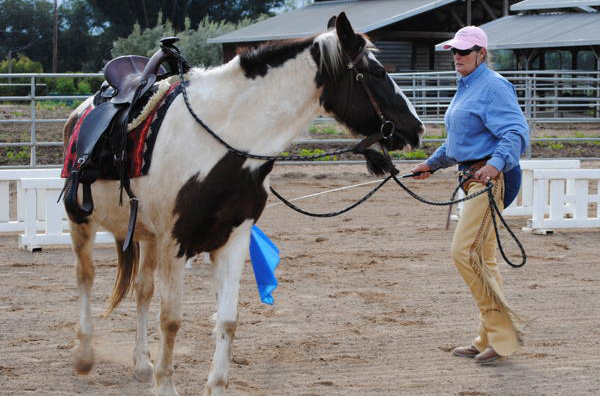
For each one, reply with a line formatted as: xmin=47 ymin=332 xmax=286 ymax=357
xmin=105 ymin=37 xmax=181 ymax=104
xmin=104 ymin=55 xmax=168 ymax=104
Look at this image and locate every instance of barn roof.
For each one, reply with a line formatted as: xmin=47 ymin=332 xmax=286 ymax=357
xmin=511 ymin=0 xmax=600 ymax=11
xmin=207 ymin=0 xmax=458 ymax=44
xmin=435 ymin=12 xmax=600 ymax=50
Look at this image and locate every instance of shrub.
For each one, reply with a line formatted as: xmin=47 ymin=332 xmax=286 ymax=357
xmin=0 ymin=54 xmax=43 ymax=73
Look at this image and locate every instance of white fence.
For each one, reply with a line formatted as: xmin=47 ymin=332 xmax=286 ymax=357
xmin=454 ymin=159 xmax=581 ymax=219
xmin=1 ymin=71 xmax=600 ymax=167
xmin=1 ymin=163 xmax=599 ymax=251
xmin=0 ymin=169 xmax=113 ymax=251
xmin=527 ymin=169 xmax=600 ymax=233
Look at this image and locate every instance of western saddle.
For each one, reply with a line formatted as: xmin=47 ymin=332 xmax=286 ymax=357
xmin=63 ymin=37 xmax=189 ymax=252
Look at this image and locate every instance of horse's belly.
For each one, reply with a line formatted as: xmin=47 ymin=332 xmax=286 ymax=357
xmin=89 ymin=180 xmax=156 ymax=241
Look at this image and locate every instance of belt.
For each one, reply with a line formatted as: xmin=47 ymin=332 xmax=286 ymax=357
xmin=458 ymin=157 xmax=494 ymax=192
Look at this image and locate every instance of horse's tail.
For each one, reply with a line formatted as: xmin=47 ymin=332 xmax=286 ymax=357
xmin=105 ymin=240 xmax=140 ymax=315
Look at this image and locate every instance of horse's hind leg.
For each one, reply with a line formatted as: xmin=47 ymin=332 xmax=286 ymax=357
xmin=70 ymin=220 xmax=97 ymax=374
xmin=154 ymin=237 xmax=185 ymax=396
xmin=133 ymin=240 xmax=157 ymax=383
xmin=206 ymin=220 xmax=253 ymax=396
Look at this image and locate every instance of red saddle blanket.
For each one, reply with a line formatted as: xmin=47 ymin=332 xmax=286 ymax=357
xmin=61 ymin=82 xmax=181 ymax=179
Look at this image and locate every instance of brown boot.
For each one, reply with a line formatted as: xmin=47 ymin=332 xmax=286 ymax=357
xmin=452 ymin=345 xmax=479 ymax=358
xmin=474 ymin=346 xmax=505 ymax=364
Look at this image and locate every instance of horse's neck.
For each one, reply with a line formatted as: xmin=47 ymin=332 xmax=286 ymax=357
xmin=186 ymin=49 xmax=321 ymax=156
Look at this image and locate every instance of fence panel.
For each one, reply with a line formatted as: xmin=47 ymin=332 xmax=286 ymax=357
xmin=1 ymin=71 xmax=599 ymax=167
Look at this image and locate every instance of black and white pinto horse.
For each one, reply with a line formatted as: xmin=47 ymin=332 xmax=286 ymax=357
xmin=65 ymin=13 xmax=424 ymax=396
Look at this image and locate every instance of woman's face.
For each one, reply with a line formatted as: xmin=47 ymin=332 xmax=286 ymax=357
xmin=453 ymin=47 xmax=486 ymax=76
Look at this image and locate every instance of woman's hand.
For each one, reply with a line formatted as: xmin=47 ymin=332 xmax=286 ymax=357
xmin=474 ymin=164 xmax=500 ymax=184
xmin=410 ymin=162 xmax=432 ymax=179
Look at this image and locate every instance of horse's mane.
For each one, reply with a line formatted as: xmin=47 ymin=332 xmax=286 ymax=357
xmin=237 ymin=37 xmax=315 ymax=78
xmin=236 ymin=31 xmax=375 ymax=80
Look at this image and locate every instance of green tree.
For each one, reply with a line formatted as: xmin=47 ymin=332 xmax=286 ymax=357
xmin=87 ymin=0 xmax=284 ymax=37
xmin=0 ymin=0 xmax=54 ymax=71
xmin=58 ymin=0 xmax=114 ymax=72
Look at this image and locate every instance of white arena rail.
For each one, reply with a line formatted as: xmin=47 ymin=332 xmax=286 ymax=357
xmin=0 ymin=168 xmax=61 ymax=232
xmin=0 ymin=171 xmax=115 ymax=251
xmin=454 ymin=159 xmax=581 ymax=219
xmin=526 ymin=169 xmax=600 ymax=233
xmin=17 ymin=177 xmax=114 ymax=251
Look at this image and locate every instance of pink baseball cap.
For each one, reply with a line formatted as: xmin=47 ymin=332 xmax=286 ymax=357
xmin=443 ymin=26 xmax=488 ymax=50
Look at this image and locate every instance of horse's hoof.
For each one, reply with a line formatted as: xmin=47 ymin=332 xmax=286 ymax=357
xmin=72 ymin=345 xmax=94 ymax=374
xmin=155 ymin=382 xmax=179 ymax=396
xmin=134 ymin=363 xmax=154 ymax=383
xmin=204 ymin=384 xmax=227 ymax=396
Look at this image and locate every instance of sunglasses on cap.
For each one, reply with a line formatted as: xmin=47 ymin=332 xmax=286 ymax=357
xmin=451 ymin=46 xmax=481 ymax=56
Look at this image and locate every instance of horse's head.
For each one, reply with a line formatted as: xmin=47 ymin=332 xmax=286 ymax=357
xmin=313 ymin=13 xmax=425 ymax=167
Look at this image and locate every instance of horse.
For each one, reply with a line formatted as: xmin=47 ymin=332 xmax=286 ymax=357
xmin=63 ymin=12 xmax=424 ymax=396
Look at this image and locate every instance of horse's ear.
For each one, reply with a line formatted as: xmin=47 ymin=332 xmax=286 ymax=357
xmin=327 ymin=16 xmax=337 ymax=29
xmin=335 ymin=12 xmax=360 ymax=51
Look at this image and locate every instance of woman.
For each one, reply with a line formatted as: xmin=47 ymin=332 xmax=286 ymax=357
xmin=411 ymin=26 xmax=529 ymax=364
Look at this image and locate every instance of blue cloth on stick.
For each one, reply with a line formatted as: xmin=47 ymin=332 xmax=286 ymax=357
xmin=249 ymin=225 xmax=280 ymax=305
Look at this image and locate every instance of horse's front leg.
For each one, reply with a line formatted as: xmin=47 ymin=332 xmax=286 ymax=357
xmin=69 ymin=220 xmax=97 ymax=374
xmin=205 ymin=220 xmax=253 ymax=396
xmin=154 ymin=238 xmax=185 ymax=396
xmin=133 ymin=240 xmax=157 ymax=383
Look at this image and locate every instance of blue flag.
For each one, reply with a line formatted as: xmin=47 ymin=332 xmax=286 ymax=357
xmin=249 ymin=225 xmax=280 ymax=305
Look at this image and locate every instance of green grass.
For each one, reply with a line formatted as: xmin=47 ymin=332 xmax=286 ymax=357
xmin=5 ymin=148 xmax=30 ymax=161
xmin=389 ymin=149 xmax=428 ymax=160
xmin=309 ymin=124 xmax=342 ymax=135
xmin=297 ymin=148 xmax=337 ymax=161
xmin=36 ymin=100 xmax=83 ymax=111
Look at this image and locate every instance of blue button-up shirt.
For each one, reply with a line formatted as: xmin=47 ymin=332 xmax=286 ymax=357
xmin=426 ymin=63 xmax=529 ymax=172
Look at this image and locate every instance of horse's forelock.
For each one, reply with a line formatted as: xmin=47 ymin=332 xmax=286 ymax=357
xmin=314 ymin=31 xmax=375 ymax=79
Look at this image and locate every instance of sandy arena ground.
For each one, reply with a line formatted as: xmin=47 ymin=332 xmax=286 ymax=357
xmin=1 ymin=163 xmax=599 ymax=396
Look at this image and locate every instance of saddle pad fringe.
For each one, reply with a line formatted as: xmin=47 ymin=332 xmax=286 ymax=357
xmin=128 ymin=76 xmax=178 ymax=131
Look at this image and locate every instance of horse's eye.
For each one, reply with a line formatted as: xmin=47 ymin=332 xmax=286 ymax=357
xmin=373 ymin=69 xmax=386 ymax=79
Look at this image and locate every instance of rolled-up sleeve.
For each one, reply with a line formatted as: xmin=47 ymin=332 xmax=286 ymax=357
xmin=484 ymin=82 xmax=529 ymax=172
xmin=426 ymin=141 xmax=457 ymax=170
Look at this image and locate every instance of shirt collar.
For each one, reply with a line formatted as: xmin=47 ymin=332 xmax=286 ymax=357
xmin=457 ymin=62 xmax=488 ymax=87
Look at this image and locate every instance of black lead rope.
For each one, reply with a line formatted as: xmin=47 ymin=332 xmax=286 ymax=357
xmin=487 ymin=188 xmax=527 ymax=268
xmin=173 ymin=47 xmax=526 ymax=267
xmin=271 ymin=170 xmax=526 ymax=268
xmin=391 ymin=174 xmax=526 ymax=268
xmin=269 ymin=175 xmax=393 ymax=218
